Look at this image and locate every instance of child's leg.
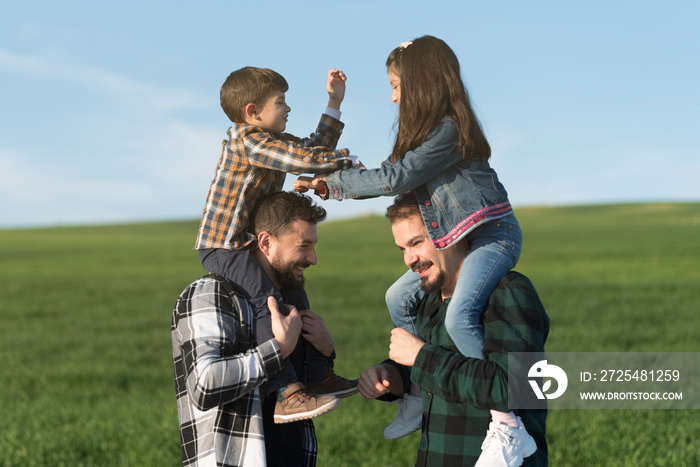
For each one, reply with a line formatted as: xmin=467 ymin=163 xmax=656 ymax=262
xmin=445 ymin=216 xmax=532 ymax=462
xmin=445 ymin=215 xmax=522 ymax=358
xmin=305 ymin=342 xmax=332 ymax=383
xmin=385 ymin=270 xmax=425 ymax=437
xmin=200 ymin=247 xmax=282 ymax=344
xmin=199 ymin=247 xmax=295 ymax=396
xmin=490 ymin=410 xmax=519 ymax=428
xmin=385 ymin=268 xmax=424 ymax=335
xmin=283 ymin=283 xmax=359 ymax=399
xmin=281 ymin=287 xmax=328 ymax=382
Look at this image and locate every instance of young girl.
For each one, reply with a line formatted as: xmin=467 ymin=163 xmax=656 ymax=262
xmin=294 ymin=36 xmax=534 ymax=466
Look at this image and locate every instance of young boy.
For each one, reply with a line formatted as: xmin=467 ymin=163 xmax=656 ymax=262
xmin=194 ymin=66 xmax=359 ymax=423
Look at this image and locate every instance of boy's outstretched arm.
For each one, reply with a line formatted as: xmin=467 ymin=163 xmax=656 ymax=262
xmin=327 ymin=69 xmax=347 ymax=110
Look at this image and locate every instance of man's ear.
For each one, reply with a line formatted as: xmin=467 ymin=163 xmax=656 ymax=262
xmin=257 ymin=231 xmax=273 ymax=255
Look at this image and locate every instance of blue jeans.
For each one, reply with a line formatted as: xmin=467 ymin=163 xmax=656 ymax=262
xmin=386 ymin=215 xmax=522 ymax=358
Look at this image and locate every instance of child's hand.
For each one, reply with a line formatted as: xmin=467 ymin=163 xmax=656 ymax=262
xmin=327 ymin=69 xmax=347 ymax=109
xmin=293 ymin=176 xmax=314 ymax=193
xmin=293 ymin=175 xmax=325 ymax=192
xmin=294 ymin=175 xmax=328 ymax=198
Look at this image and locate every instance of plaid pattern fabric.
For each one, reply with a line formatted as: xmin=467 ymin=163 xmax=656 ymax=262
xmin=195 ymin=114 xmax=350 ymax=250
xmin=409 ymin=271 xmax=550 ymax=466
xmin=301 ymin=421 xmax=318 ymax=467
xmin=172 ymin=274 xmax=286 ymax=467
xmin=260 ymin=288 xmax=322 ymax=467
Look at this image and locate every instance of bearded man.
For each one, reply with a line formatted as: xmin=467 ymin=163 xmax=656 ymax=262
xmin=251 ymin=191 xmax=358 ymax=466
xmin=173 ymin=191 xmax=356 ymax=467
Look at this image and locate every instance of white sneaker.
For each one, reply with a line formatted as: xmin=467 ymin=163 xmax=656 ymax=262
xmin=383 ymin=393 xmax=422 ymax=440
xmin=474 ymin=417 xmax=537 ymax=467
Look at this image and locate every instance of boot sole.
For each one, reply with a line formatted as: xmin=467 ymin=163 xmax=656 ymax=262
xmin=319 ymin=387 xmax=359 ymax=399
xmin=384 ymin=423 xmax=421 ymax=440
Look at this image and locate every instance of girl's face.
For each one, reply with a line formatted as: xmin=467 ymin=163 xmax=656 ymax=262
xmin=388 ymin=66 xmax=401 ymax=106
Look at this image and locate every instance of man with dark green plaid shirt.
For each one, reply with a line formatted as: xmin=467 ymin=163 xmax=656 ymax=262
xmin=358 ymin=193 xmax=548 ymax=466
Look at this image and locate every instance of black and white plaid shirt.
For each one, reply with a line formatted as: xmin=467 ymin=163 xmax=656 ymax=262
xmin=172 ymin=274 xmax=287 ymax=466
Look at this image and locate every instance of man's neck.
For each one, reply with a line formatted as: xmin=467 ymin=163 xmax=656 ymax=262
xmin=252 ymin=247 xmax=281 ymax=290
xmin=440 ymin=283 xmax=456 ymax=301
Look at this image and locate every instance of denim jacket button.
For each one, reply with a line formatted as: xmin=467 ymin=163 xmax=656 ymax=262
xmin=424 ymin=200 xmax=431 ymax=206
xmin=431 ymin=221 xmax=438 ymax=228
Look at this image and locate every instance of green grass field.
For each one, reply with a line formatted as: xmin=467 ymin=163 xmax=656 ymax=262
xmin=1 ymin=203 xmax=698 ymax=466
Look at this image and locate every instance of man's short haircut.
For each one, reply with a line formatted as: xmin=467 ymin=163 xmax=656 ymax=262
xmin=220 ymin=67 xmax=289 ymax=123
xmin=250 ymin=191 xmax=326 ymax=238
xmin=385 ymin=191 xmax=422 ymax=224
xmin=387 ymin=191 xmax=471 ymax=252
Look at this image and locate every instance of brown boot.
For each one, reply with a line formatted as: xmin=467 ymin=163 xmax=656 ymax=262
xmin=274 ymin=382 xmax=341 ymax=424
xmin=307 ymin=368 xmax=359 ymax=399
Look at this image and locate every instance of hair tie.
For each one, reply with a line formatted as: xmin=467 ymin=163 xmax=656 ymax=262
xmin=399 ymin=41 xmax=413 ymax=49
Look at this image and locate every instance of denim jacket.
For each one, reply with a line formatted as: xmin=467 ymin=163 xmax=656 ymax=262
xmin=324 ymin=118 xmax=513 ymax=250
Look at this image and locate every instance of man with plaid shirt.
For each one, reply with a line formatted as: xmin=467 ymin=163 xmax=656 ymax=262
xmin=174 ymin=192 xmax=350 ymax=466
xmin=172 ymin=275 xmax=299 ymax=466
xmin=358 ymin=193 xmax=549 ymax=466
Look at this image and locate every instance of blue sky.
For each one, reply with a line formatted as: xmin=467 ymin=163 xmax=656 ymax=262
xmin=1 ymin=1 xmax=698 ymax=228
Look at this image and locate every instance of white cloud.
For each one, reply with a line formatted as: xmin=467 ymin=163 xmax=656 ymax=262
xmin=0 ymin=148 xmax=155 ymax=227
xmin=0 ymin=116 xmax=227 ymax=227
xmin=0 ymin=49 xmax=209 ymax=113
xmin=0 ymin=48 xmax=226 ymax=227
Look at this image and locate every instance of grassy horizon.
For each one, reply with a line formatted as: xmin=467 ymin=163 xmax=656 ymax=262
xmin=3 ymin=200 xmax=700 ymax=233
xmin=1 ymin=202 xmax=698 ymax=466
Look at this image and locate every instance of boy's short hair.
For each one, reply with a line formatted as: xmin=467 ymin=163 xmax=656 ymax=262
xmin=220 ymin=67 xmax=289 ymax=123
xmin=385 ymin=191 xmax=422 ymax=224
xmin=250 ymin=191 xmax=326 ymax=238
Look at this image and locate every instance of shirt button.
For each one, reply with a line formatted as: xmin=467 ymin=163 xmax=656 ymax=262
xmin=424 ymin=200 xmax=431 ymax=206
xmin=431 ymin=221 xmax=438 ymax=228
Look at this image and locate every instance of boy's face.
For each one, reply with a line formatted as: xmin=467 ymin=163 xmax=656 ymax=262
xmin=254 ymin=90 xmax=291 ymax=133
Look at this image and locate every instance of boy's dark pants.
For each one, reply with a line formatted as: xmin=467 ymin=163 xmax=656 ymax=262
xmin=199 ymin=247 xmax=331 ymax=397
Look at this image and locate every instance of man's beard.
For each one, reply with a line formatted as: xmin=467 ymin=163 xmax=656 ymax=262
xmin=271 ymin=258 xmax=308 ymax=290
xmin=412 ymin=260 xmax=444 ymax=295
xmin=419 ymin=270 xmax=445 ymax=295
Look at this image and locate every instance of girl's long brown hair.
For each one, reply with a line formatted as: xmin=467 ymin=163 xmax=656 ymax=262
xmin=387 ymin=35 xmax=491 ymax=163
